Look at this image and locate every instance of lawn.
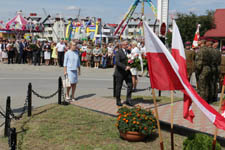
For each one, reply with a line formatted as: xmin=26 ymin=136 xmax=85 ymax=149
xmin=0 ymin=104 xmax=187 ymax=150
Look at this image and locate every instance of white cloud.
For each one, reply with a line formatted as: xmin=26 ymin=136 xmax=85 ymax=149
xmin=66 ymin=6 xmax=80 ymax=10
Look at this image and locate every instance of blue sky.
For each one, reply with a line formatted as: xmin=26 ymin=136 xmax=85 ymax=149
xmin=0 ymin=0 xmax=225 ymax=23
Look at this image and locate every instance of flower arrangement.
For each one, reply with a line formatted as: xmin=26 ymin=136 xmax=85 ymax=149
xmin=115 ymin=106 xmax=157 ymax=135
xmin=128 ymin=57 xmax=141 ymax=69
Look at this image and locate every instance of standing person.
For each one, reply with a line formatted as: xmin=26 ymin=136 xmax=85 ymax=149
xmin=14 ymin=40 xmax=20 ymax=64
xmin=56 ymin=40 xmax=66 ymax=67
xmin=0 ymin=40 xmax=2 ymax=62
xmin=107 ymin=43 xmax=113 ymax=67
xmin=7 ymin=40 xmax=14 ymax=64
xmin=19 ymin=39 xmax=25 ymax=64
xmin=64 ymin=41 xmax=81 ymax=101
xmin=130 ymin=41 xmax=142 ymax=92
xmin=33 ymin=41 xmax=41 ymax=66
xmin=195 ymin=39 xmax=213 ymax=103
xmin=114 ymin=41 xmax=133 ymax=106
xmin=93 ymin=44 xmax=102 ymax=68
xmin=26 ymin=41 xmax=33 ymax=65
xmin=211 ymin=40 xmax=221 ymax=102
xmin=51 ymin=43 xmax=58 ymax=66
xmin=101 ymin=44 xmax=108 ymax=68
xmin=2 ymin=40 xmax=8 ymax=63
xmin=81 ymin=42 xmax=87 ymax=66
xmin=184 ymin=41 xmax=195 ymax=81
xmin=220 ymin=46 xmax=225 ymax=90
xmin=44 ymin=42 xmax=51 ymax=65
xmin=86 ymin=44 xmax=93 ymax=67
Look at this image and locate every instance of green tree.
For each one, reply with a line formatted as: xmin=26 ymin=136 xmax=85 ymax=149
xmin=166 ymin=11 xmax=215 ymax=47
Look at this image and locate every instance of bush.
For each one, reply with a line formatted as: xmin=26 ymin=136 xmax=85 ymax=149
xmin=183 ymin=133 xmax=221 ymax=150
xmin=116 ymin=106 xmax=157 ymax=135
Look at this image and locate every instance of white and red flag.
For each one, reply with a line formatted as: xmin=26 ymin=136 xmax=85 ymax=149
xmin=143 ymin=21 xmax=225 ymax=130
xmin=192 ymin=24 xmax=201 ymax=48
xmin=171 ymin=20 xmax=195 ymax=123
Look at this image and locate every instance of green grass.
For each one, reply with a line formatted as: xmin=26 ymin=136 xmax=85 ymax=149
xmin=105 ymin=95 xmax=182 ymax=106
xmin=0 ymin=104 xmax=187 ymax=150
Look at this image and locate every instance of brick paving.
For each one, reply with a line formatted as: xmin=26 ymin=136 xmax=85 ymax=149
xmin=71 ymin=97 xmax=225 ymax=138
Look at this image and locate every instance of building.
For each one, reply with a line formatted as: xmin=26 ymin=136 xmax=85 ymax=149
xmin=204 ymin=9 xmax=225 ymax=50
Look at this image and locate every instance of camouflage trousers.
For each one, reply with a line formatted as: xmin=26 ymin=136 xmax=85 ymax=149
xmin=197 ymin=66 xmax=212 ymax=103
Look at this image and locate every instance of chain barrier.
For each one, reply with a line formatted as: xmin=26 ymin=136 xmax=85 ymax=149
xmin=0 ymin=110 xmax=6 ymax=118
xmin=32 ymin=89 xmax=59 ymax=100
xmin=9 ymin=96 xmax=28 ymax=120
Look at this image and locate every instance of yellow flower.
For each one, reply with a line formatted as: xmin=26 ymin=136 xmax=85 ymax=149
xmin=137 ymin=122 xmax=140 ymax=125
xmin=133 ymin=117 xmax=136 ymax=120
xmin=124 ymin=114 xmax=127 ymax=117
xmin=145 ymin=117 xmax=148 ymax=120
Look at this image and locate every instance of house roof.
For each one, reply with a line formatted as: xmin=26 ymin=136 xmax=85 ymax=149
xmin=204 ymin=9 xmax=225 ymax=38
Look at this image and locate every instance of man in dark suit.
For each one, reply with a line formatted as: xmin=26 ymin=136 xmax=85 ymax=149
xmin=114 ymin=41 xmax=133 ymax=106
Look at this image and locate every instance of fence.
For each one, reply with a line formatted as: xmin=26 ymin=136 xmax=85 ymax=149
xmin=0 ymin=76 xmax=65 ymax=150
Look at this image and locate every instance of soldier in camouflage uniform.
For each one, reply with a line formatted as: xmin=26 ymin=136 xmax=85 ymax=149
xmin=219 ymin=46 xmax=225 ymax=90
xmin=185 ymin=41 xmax=195 ymax=81
xmin=211 ymin=40 xmax=221 ymax=102
xmin=195 ymin=39 xmax=213 ymax=103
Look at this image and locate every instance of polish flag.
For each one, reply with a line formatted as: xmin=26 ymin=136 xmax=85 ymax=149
xmin=171 ymin=20 xmax=195 ymax=123
xmin=143 ymin=21 xmax=225 ymax=130
xmin=192 ymin=24 xmax=201 ymax=48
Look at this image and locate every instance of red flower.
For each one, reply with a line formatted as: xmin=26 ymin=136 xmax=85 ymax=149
xmin=128 ymin=60 xmax=133 ymax=64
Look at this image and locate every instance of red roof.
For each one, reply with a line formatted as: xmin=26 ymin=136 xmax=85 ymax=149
xmin=204 ymin=9 xmax=225 ymax=38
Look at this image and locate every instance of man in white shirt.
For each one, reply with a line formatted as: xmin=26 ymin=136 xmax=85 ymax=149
xmin=56 ymin=40 xmax=66 ymax=67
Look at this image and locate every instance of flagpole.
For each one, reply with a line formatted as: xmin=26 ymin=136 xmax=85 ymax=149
xmin=212 ymin=84 xmax=225 ymax=150
xmin=170 ymin=91 xmax=174 ymax=150
xmin=152 ymin=89 xmax=164 ymax=150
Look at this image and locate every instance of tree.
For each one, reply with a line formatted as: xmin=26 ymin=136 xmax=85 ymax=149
xmin=166 ymin=11 xmax=215 ymax=47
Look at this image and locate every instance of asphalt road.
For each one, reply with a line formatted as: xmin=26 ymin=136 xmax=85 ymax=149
xmin=0 ymin=63 xmax=184 ymax=129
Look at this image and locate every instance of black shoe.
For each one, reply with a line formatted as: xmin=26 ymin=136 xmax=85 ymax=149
xmin=116 ymin=100 xmax=123 ymax=106
xmin=125 ymin=100 xmax=134 ymax=106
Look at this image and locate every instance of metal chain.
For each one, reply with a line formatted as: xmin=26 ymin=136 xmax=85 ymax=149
xmin=0 ymin=104 xmax=5 ymax=114
xmin=9 ymin=96 xmax=28 ymax=120
xmin=122 ymin=84 xmax=152 ymax=91
xmin=32 ymin=89 xmax=59 ymax=99
xmin=0 ymin=111 xmax=5 ymax=118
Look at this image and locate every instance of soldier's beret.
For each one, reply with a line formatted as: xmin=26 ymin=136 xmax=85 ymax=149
xmin=222 ymin=46 xmax=225 ymax=50
xmin=206 ymin=38 xmax=214 ymax=42
xmin=213 ymin=39 xmax=218 ymax=43
xmin=199 ymin=37 xmax=206 ymax=41
xmin=185 ymin=41 xmax=191 ymax=45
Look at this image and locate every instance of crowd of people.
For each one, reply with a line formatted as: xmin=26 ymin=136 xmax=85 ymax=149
xmin=0 ymin=38 xmax=146 ymax=69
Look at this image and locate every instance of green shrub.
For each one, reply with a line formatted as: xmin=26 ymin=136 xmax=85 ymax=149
xmin=183 ymin=133 xmax=221 ymax=150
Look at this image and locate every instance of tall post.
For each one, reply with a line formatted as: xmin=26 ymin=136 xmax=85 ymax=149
xmin=4 ymin=96 xmax=11 ymax=137
xmin=170 ymin=91 xmax=174 ymax=150
xmin=212 ymin=84 xmax=225 ymax=150
xmin=9 ymin=128 xmax=17 ymax=150
xmin=152 ymin=89 xmax=164 ymax=150
xmin=58 ymin=77 xmax=62 ymax=104
xmin=28 ymin=83 xmax=32 ymax=117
